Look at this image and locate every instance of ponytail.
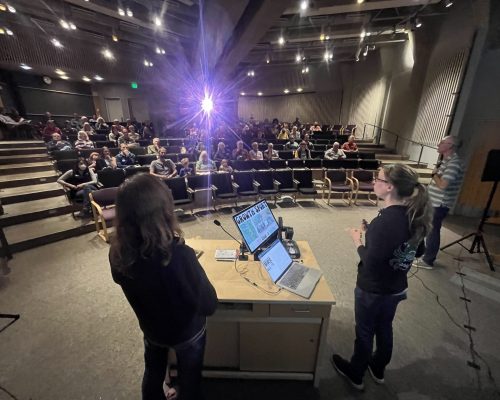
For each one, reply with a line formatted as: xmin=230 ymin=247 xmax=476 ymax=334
xmin=406 ymin=182 xmax=432 ymax=246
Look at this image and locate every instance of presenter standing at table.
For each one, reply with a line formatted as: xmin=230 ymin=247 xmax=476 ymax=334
xmin=110 ymin=174 xmax=218 ymax=400
xmin=332 ymin=164 xmax=431 ymax=390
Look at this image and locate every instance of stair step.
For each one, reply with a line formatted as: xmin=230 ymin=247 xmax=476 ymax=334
xmin=0 ymin=154 xmax=50 ymax=165
xmin=3 ymin=214 xmax=95 ymax=253
xmin=379 ymin=159 xmax=429 ymax=169
xmin=0 ymin=161 xmax=54 ymax=175
xmin=0 ymin=140 xmax=45 ymax=149
xmin=377 ymin=154 xmax=409 ymax=160
xmin=0 ymin=171 xmax=59 ymax=188
xmin=0 ymin=147 xmax=47 ymax=155
xmin=0 ymin=196 xmax=75 ymax=226
xmin=0 ymin=182 xmax=64 ymax=204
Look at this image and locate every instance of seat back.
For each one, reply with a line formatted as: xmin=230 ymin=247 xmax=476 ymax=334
xmin=52 ymin=150 xmax=79 ymax=161
xmin=293 ymin=169 xmax=314 ymax=188
xmin=272 ymin=169 xmax=294 ymax=189
xmin=340 ymin=159 xmax=359 ymax=170
xmin=125 ymin=166 xmax=149 ymax=177
xmin=345 ymin=152 xmax=359 ymax=159
xmin=358 ymin=152 xmax=376 ymax=160
xmin=97 ymin=169 xmax=126 ymax=188
xmin=187 ymin=174 xmax=213 ymax=190
xmin=56 ymin=159 xmax=78 ymax=173
xmin=269 ymin=159 xmax=286 ymax=169
xmin=233 ymin=171 xmax=255 ymax=192
xmin=211 ymin=173 xmax=233 ymax=194
xmin=287 ymin=159 xmax=304 ymax=169
xmin=304 ymin=159 xmax=322 ymax=169
xmin=322 ymin=159 xmax=343 ymax=170
xmin=137 ymin=154 xmax=157 ymax=166
xmin=132 ymin=147 xmax=147 ymax=156
xmin=91 ymin=187 xmax=118 ymax=208
xmin=359 ymin=159 xmax=380 ymax=170
xmin=253 ymin=170 xmax=274 ymax=190
xmin=95 ymin=140 xmax=116 ymax=149
xmin=165 ymin=176 xmax=189 ymax=200
xmin=310 ymin=150 xmax=324 ymax=159
xmin=278 ymin=150 xmax=294 ymax=160
xmin=326 ymin=169 xmax=347 ymax=183
xmin=352 ymin=169 xmax=374 ymax=183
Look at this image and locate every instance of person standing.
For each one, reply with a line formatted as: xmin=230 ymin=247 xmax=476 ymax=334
xmin=332 ymin=164 xmax=431 ymax=391
xmin=110 ymin=174 xmax=218 ymax=400
xmin=420 ymin=136 xmax=464 ymax=269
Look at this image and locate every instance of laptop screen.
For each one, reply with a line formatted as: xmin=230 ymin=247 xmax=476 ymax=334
xmin=232 ymin=200 xmax=279 ymax=253
xmin=258 ymin=239 xmax=292 ymax=282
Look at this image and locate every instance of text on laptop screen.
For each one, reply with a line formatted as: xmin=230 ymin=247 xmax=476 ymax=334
xmin=233 ymin=200 xmax=279 ymax=253
xmin=259 ymin=240 xmax=292 ymax=282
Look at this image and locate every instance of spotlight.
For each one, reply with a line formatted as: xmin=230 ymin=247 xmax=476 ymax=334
xmin=320 ymin=33 xmax=325 ymax=41
xmin=357 ymin=0 xmax=364 ymax=3
xmin=118 ymin=8 xmax=125 ymax=16
xmin=266 ymin=56 xmax=270 ymax=64
xmin=201 ymin=96 xmax=213 ymax=113
xmin=415 ymin=17 xmax=422 ymax=28
xmin=69 ymin=22 xmax=77 ymax=30
xmin=20 ymin=63 xmax=32 ymax=70
xmin=156 ymin=47 xmax=161 ymax=54
xmin=325 ymin=35 xmax=330 ymax=40
xmin=324 ymin=51 xmax=333 ymax=61
xmin=363 ymin=45 xmax=368 ymax=57
xmin=284 ymin=89 xmax=290 ymax=94
xmin=144 ymin=60 xmax=153 ymax=67
xmin=102 ymin=49 xmax=114 ymax=60
xmin=297 ymin=88 xmax=303 ymax=92
xmin=257 ymin=92 xmax=263 ymax=96
xmin=445 ymin=0 xmax=453 ymax=7
xmin=300 ymin=1 xmax=308 ymax=11
xmin=60 ymin=75 xmax=70 ymax=80
xmin=0 ymin=28 xmax=4 ymax=34
xmin=55 ymin=69 xmax=66 ymax=75
xmin=60 ymin=19 xmax=70 ymax=30
xmin=51 ymin=38 xmax=63 ymax=48
xmin=94 ymin=75 xmax=103 ymax=81
xmin=7 ymin=4 xmax=15 ymax=13
xmin=366 ymin=32 xmax=371 ymax=37
xmin=295 ymin=54 xmax=301 ymax=63
xmin=240 ymin=92 xmax=246 ymax=96
xmin=5 ymin=28 xmax=12 ymax=35
xmin=360 ymin=30 xmax=366 ymax=38
xmin=278 ymin=36 xmax=285 ymax=45
xmin=161 ymin=49 xmax=165 ymax=55
xmin=0 ymin=4 xmax=6 ymax=11
xmin=82 ymin=76 xmax=91 ymax=82
xmin=112 ymin=34 xmax=118 ymax=42
xmin=247 ymin=70 xmax=255 ymax=77
xmin=126 ymin=8 xmax=133 ymax=17
xmin=154 ymin=16 xmax=162 ymax=26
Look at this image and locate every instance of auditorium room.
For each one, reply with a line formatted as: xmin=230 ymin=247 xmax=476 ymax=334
xmin=1 ymin=0 xmax=500 ymax=399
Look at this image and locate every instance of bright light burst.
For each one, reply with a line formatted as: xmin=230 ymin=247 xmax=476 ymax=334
xmin=201 ymin=95 xmax=213 ymax=113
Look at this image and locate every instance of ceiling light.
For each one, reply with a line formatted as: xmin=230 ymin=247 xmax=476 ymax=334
xmin=20 ymin=63 xmax=32 ymax=70
xmin=324 ymin=51 xmax=333 ymax=61
xmin=55 ymin=69 xmax=65 ymax=75
xmin=300 ymin=1 xmax=308 ymax=11
xmin=126 ymin=8 xmax=133 ymax=17
xmin=247 ymin=70 xmax=255 ymax=77
xmin=240 ymin=92 xmax=245 ymax=96
xmin=60 ymin=75 xmax=70 ymax=80
xmin=360 ymin=30 xmax=366 ymax=38
xmin=144 ymin=59 xmax=149 ymax=66
xmin=278 ymin=36 xmax=285 ymax=45
xmin=51 ymin=38 xmax=63 ymax=48
xmin=363 ymin=45 xmax=369 ymax=57
xmin=266 ymin=55 xmax=270 ymax=63
xmin=161 ymin=49 xmax=165 ymax=55
xmin=118 ymin=7 xmax=125 ymax=16
xmin=415 ymin=17 xmax=422 ymax=28
xmin=325 ymin=35 xmax=330 ymax=40
xmin=320 ymin=33 xmax=325 ymax=41
xmin=5 ymin=28 xmax=12 ymax=35
xmin=295 ymin=54 xmax=301 ymax=63
xmin=156 ymin=47 xmax=161 ymax=54
xmin=297 ymin=88 xmax=303 ymax=92
xmin=69 ymin=22 xmax=76 ymax=30
xmin=60 ymin=19 xmax=70 ymax=30
xmin=154 ymin=16 xmax=162 ymax=26
xmin=357 ymin=0 xmax=364 ymax=4
xmin=94 ymin=75 xmax=103 ymax=81
xmin=82 ymin=76 xmax=91 ymax=82
xmin=257 ymin=92 xmax=263 ymax=96
xmin=0 ymin=28 xmax=4 ymax=35
xmin=0 ymin=4 xmax=7 ymax=12
xmin=366 ymin=32 xmax=371 ymax=37
xmin=112 ymin=34 xmax=118 ymax=42
xmin=301 ymin=66 xmax=309 ymax=74
xmin=445 ymin=0 xmax=453 ymax=7
xmin=7 ymin=4 xmax=15 ymax=13
xmin=102 ymin=49 xmax=114 ymax=60
xmin=284 ymin=89 xmax=289 ymax=94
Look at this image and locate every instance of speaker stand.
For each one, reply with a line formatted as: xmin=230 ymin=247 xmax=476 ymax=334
xmin=440 ymin=181 xmax=497 ymax=271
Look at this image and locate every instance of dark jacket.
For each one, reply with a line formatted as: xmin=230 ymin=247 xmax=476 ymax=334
xmin=356 ymin=205 xmax=425 ymax=295
xmin=110 ymin=239 xmax=218 ymax=345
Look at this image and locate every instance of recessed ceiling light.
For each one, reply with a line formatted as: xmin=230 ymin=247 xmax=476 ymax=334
xmin=247 ymin=70 xmax=255 ymax=77
xmin=415 ymin=17 xmax=422 ymax=28
xmin=55 ymin=69 xmax=65 ymax=75
xmin=102 ymin=49 xmax=114 ymax=60
xmin=240 ymin=92 xmax=246 ymax=96
xmin=69 ymin=22 xmax=77 ymax=30
xmin=320 ymin=33 xmax=325 ymax=41
xmin=51 ymin=38 xmax=63 ymax=48
xmin=60 ymin=19 xmax=70 ymax=30
xmin=300 ymin=1 xmax=308 ymax=11
xmin=357 ymin=0 xmax=365 ymax=4
xmin=5 ymin=28 xmax=13 ymax=35
xmin=94 ymin=75 xmax=103 ymax=81
xmin=445 ymin=0 xmax=453 ymax=7
xmin=60 ymin=75 xmax=70 ymax=80
xmin=7 ymin=4 xmax=15 ymax=13
xmin=156 ymin=47 xmax=161 ymax=54
xmin=0 ymin=28 xmax=5 ymax=35
xmin=297 ymin=88 xmax=303 ymax=92
xmin=118 ymin=8 xmax=125 ymax=16
xmin=366 ymin=32 xmax=371 ymax=37
xmin=144 ymin=59 xmax=149 ymax=66
xmin=154 ymin=16 xmax=162 ymax=26
xmin=20 ymin=63 xmax=32 ymax=70
xmin=112 ymin=34 xmax=118 ymax=42
xmin=126 ymin=8 xmax=133 ymax=17
xmin=360 ymin=30 xmax=366 ymax=38
xmin=278 ymin=36 xmax=285 ymax=45
xmin=82 ymin=76 xmax=91 ymax=82
xmin=325 ymin=35 xmax=330 ymax=40
xmin=284 ymin=89 xmax=289 ymax=94
xmin=0 ymin=4 xmax=7 ymax=12
xmin=295 ymin=54 xmax=301 ymax=63
xmin=266 ymin=56 xmax=270 ymax=63
xmin=161 ymin=49 xmax=165 ymax=55
xmin=257 ymin=92 xmax=263 ymax=96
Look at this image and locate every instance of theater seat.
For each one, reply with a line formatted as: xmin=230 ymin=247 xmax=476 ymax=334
xmin=352 ymin=170 xmax=377 ymax=205
xmin=165 ymin=176 xmax=194 ymax=213
xmin=323 ymin=169 xmax=353 ymax=206
xmin=89 ymin=187 xmax=118 ymax=242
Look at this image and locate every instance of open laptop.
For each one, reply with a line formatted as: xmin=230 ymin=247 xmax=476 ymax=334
xmin=258 ymin=239 xmax=322 ymax=298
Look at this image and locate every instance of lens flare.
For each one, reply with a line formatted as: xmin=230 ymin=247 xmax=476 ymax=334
xmin=201 ymin=96 xmax=214 ymax=113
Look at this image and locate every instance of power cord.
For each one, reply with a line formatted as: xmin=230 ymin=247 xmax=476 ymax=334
xmin=0 ymin=385 xmax=20 ymax=400
xmin=233 ymin=258 xmax=281 ymax=295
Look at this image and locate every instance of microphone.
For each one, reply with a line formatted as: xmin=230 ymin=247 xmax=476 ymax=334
xmin=213 ymin=220 xmax=248 ymax=261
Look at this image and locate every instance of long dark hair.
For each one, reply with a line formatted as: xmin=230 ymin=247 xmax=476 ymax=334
xmin=110 ymin=174 xmax=183 ymax=272
xmin=382 ymin=164 xmax=432 ymax=246
xmin=73 ymin=157 xmax=90 ymax=177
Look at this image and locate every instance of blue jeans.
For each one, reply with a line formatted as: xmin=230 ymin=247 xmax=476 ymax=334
xmin=350 ymin=287 xmax=407 ymax=380
xmin=142 ymin=330 xmax=206 ymax=400
xmin=423 ymin=206 xmax=449 ymax=265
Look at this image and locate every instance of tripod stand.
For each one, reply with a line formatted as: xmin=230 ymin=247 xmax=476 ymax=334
xmin=440 ymin=180 xmax=497 ymax=272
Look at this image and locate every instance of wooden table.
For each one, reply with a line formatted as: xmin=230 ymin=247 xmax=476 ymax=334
xmin=186 ymin=239 xmax=336 ymax=387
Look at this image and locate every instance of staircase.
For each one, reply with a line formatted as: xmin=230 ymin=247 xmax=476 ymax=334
xmin=0 ymin=140 xmax=94 ymax=254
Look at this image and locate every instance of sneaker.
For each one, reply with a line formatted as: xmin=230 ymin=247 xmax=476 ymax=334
xmin=331 ymin=354 xmax=364 ymax=391
xmin=416 ymin=258 xmax=434 ymax=270
xmin=75 ymin=210 xmax=91 ymax=219
xmin=368 ymin=364 xmax=385 ymax=384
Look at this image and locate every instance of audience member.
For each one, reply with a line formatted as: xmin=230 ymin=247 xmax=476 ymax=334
xmin=56 ymin=158 xmax=98 ymax=218
xmin=42 ymin=120 xmax=62 ymax=141
xmin=82 ymin=122 xmax=95 ymax=136
xmin=219 ymin=159 xmax=233 ymax=173
xmin=70 ymin=113 xmax=80 ymax=129
xmin=95 ymin=117 xmax=109 ymax=131
xmin=290 ymin=126 xmax=300 ymax=140
xmin=232 ymin=140 xmax=249 ymax=161
xmin=142 ymin=121 xmax=154 ymax=139
xmin=179 ymin=158 xmax=194 ymax=177
xmin=95 ymin=146 xmax=117 ymax=170
xmin=109 ymin=125 xmax=122 ymax=142
xmin=213 ymin=142 xmax=230 ymax=161
xmin=303 ymin=133 xmax=314 ymax=149
xmin=294 ymin=141 xmax=311 ymax=160
xmin=285 ymin=137 xmax=299 ymax=150
xmin=277 ymin=128 xmax=289 ymax=140
xmin=147 ymin=138 xmax=161 ymax=155
xmin=311 ymin=121 xmax=322 ymax=132
xmin=342 ymin=135 xmax=359 ymax=152
xmin=324 ymin=142 xmax=346 ymax=160
xmin=46 ymin=132 xmax=72 ymax=152
xmin=249 ymin=142 xmax=263 ymax=160
xmin=116 ymin=143 xmax=137 ymax=168
xmin=196 ymin=151 xmax=216 ymax=173
xmin=263 ymin=143 xmax=279 ymax=160
xmin=87 ymin=152 xmax=100 ymax=170
xmin=150 ymin=147 xmax=178 ymax=179
xmin=74 ymin=131 xmax=94 ymax=150
xmin=128 ymin=125 xmax=140 ymax=141
xmin=118 ymin=129 xmax=137 ymax=147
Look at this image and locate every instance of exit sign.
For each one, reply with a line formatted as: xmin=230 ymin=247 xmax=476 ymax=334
xmin=131 ymin=82 xmax=138 ymax=89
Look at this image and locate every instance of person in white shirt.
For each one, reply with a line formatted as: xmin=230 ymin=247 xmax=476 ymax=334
xmin=249 ymin=142 xmax=263 ymax=160
xmin=324 ymin=142 xmax=346 ymax=160
xmin=263 ymin=143 xmax=279 ymax=160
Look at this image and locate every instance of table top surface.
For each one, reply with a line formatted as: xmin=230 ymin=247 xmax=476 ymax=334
xmin=187 ymin=239 xmax=336 ymax=306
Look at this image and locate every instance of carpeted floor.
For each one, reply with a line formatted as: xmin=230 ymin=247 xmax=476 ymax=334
xmin=1 ymin=199 xmax=500 ymax=400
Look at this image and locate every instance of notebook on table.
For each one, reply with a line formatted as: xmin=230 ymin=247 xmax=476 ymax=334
xmin=258 ymin=239 xmax=322 ymax=298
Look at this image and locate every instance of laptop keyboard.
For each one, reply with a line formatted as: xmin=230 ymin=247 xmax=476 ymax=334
xmin=280 ymin=263 xmax=308 ymax=290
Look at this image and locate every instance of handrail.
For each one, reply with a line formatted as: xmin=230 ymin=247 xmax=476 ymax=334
xmin=362 ymin=123 xmax=438 ymax=168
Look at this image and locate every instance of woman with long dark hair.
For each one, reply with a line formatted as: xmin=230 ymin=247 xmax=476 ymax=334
xmin=332 ymin=164 xmax=432 ymax=391
xmin=110 ymin=174 xmax=218 ymax=400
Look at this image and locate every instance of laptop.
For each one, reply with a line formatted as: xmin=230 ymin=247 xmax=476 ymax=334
xmin=258 ymin=239 xmax=322 ymax=298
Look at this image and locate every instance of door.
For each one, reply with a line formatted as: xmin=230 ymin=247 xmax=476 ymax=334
xmin=128 ymin=98 xmax=149 ymax=122
xmin=104 ymin=98 xmax=123 ymax=122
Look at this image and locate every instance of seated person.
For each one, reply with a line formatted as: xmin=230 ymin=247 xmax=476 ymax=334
xmin=179 ymin=157 xmax=194 ymax=177
xmin=95 ymin=117 xmax=109 ymax=131
xmin=128 ymin=125 xmax=140 ymax=141
xmin=219 ymin=159 xmax=233 ymax=173
xmin=232 ymin=140 xmax=249 ymax=161
xmin=311 ymin=121 xmax=322 ymax=132
xmin=263 ymin=143 xmax=279 ymax=160
xmin=46 ymin=132 xmax=72 ymax=152
xmin=324 ymin=142 xmax=346 ymax=160
xmin=213 ymin=142 xmax=230 ymax=161
xmin=117 ymin=129 xmax=137 ymax=147
xmin=149 ymin=147 xmax=178 ymax=179
xmin=294 ymin=141 xmax=311 ymax=160
xmin=95 ymin=146 xmax=117 ymax=170
xmin=109 ymin=124 xmax=122 ymax=142
xmin=249 ymin=142 xmax=263 ymax=160
xmin=56 ymin=158 xmax=98 ymax=218
xmin=303 ymin=133 xmax=314 ymax=150
xmin=285 ymin=137 xmax=299 ymax=150
xmin=196 ymin=151 xmax=216 ymax=173
xmin=277 ymin=128 xmax=289 ymax=140
xmin=342 ymin=135 xmax=359 ymax=152
xmin=70 ymin=113 xmax=80 ymax=129
xmin=115 ymin=143 xmax=137 ymax=168
xmin=82 ymin=122 xmax=95 ymax=136
xmin=87 ymin=152 xmax=101 ymax=170
xmin=142 ymin=121 xmax=154 ymax=139
xmin=147 ymin=138 xmax=161 ymax=155
xmin=290 ymin=126 xmax=300 ymax=140
xmin=74 ymin=131 xmax=94 ymax=150
xmin=42 ymin=120 xmax=62 ymax=141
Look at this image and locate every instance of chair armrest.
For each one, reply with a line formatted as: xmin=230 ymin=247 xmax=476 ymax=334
xmin=351 ymin=176 xmax=359 ymax=189
xmin=232 ymin=182 xmax=239 ymax=189
xmin=346 ymin=177 xmax=354 ymax=189
xmin=187 ymin=187 xmax=195 ymax=195
xmin=253 ymin=181 xmax=260 ymax=191
xmin=273 ymin=179 xmax=281 ymax=190
xmin=90 ymin=200 xmax=104 ymax=217
xmin=324 ymin=177 xmax=332 ymax=191
xmin=293 ymin=179 xmax=299 ymax=189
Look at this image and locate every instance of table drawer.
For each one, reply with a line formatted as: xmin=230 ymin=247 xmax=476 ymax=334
xmin=270 ymin=304 xmax=331 ymax=318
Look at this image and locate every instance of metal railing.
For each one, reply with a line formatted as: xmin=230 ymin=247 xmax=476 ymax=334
xmin=362 ymin=123 xmax=438 ymax=168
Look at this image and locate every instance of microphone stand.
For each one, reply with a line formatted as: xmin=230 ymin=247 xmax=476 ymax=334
xmin=213 ymin=220 xmax=248 ymax=261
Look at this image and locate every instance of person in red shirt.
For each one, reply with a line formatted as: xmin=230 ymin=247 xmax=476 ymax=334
xmin=342 ymin=135 xmax=359 ymax=152
xmin=42 ymin=120 xmax=62 ymax=141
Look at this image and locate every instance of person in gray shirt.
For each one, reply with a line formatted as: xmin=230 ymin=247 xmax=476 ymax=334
xmin=150 ymin=147 xmax=178 ymax=180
